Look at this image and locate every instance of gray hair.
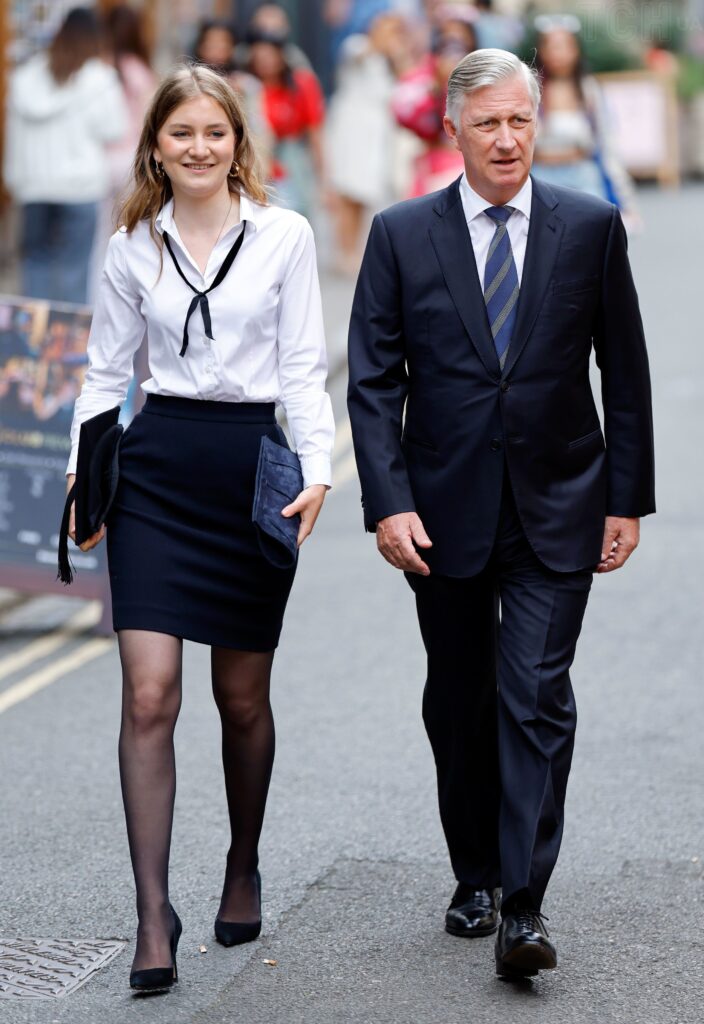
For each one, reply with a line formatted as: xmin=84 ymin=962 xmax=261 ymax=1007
xmin=445 ymin=49 xmax=541 ymax=127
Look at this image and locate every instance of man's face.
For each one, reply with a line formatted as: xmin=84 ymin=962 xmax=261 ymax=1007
xmin=443 ymin=74 xmax=536 ymax=205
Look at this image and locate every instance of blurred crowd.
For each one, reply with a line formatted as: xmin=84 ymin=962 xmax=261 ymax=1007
xmin=2 ymin=1 xmax=702 ymax=301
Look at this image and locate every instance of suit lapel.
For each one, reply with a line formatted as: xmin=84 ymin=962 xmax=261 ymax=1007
xmin=502 ymin=176 xmax=564 ymax=378
xmin=429 ymin=179 xmax=500 ymax=378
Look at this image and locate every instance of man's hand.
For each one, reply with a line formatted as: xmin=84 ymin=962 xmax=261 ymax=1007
xmin=376 ymin=512 xmax=432 ymax=575
xmin=596 ymin=516 xmax=640 ymax=573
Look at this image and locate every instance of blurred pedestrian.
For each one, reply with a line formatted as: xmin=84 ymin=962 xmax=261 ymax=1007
xmin=103 ymin=4 xmax=157 ymax=195
xmin=532 ymin=16 xmax=640 ymax=227
xmin=247 ymin=29 xmax=325 ymax=217
xmin=323 ymin=0 xmax=394 ymax=64
xmin=193 ymin=19 xmax=274 ymax=177
xmin=193 ymin=16 xmax=237 ymax=73
xmin=349 ymin=47 xmax=654 ymax=981
xmin=65 ymin=64 xmax=333 ymax=994
xmin=236 ymin=4 xmax=312 ymax=73
xmin=643 ymin=33 xmax=681 ymax=78
xmin=326 ymin=13 xmax=413 ymax=272
xmin=90 ymin=4 xmax=157 ymax=298
xmin=392 ymin=5 xmax=478 ymax=196
xmin=3 ymin=7 xmax=128 ymax=304
xmin=473 ymin=0 xmax=524 ymax=52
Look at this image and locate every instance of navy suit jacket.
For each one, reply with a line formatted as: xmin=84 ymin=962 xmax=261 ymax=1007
xmin=347 ymin=175 xmax=655 ymax=576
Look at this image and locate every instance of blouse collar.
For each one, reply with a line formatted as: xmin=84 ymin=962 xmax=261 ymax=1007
xmin=155 ymin=192 xmax=264 ymax=238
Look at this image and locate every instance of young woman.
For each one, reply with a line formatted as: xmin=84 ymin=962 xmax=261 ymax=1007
xmin=247 ymin=29 xmax=326 ymax=218
xmin=4 ymin=7 xmax=128 ymax=303
xmin=326 ymin=13 xmax=412 ymax=273
xmin=532 ymin=16 xmax=639 ymax=226
xmin=92 ymin=4 xmax=157 ymax=295
xmin=66 ymin=64 xmax=334 ymax=993
xmin=391 ymin=7 xmax=478 ymax=198
xmin=103 ymin=3 xmax=157 ymax=193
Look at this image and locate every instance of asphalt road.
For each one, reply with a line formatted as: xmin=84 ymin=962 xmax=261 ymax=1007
xmin=0 ymin=185 xmax=702 ymax=1023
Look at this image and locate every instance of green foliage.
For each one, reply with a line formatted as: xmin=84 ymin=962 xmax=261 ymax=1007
xmin=580 ymin=26 xmax=642 ymax=74
xmin=678 ymin=54 xmax=704 ymax=102
xmin=518 ymin=3 xmax=704 ymax=99
xmin=519 ymin=17 xmax=641 ymax=75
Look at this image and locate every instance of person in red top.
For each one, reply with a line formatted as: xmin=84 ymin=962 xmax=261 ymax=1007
xmin=247 ymin=29 xmax=325 ymax=218
xmin=391 ymin=5 xmax=478 ymax=197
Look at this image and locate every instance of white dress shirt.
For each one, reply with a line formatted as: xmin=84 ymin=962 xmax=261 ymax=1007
xmin=458 ymin=174 xmax=532 ymax=286
xmin=68 ymin=193 xmax=334 ymax=487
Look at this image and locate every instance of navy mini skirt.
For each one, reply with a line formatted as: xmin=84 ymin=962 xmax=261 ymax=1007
xmin=107 ymin=394 xmax=297 ymax=651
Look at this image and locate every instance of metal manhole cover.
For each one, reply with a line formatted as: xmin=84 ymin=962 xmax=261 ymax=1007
xmin=0 ymin=938 xmax=126 ymax=999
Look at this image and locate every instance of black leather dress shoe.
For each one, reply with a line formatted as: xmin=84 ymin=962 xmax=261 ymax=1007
xmin=495 ymin=909 xmax=557 ymax=978
xmin=445 ymin=886 xmax=500 ymax=938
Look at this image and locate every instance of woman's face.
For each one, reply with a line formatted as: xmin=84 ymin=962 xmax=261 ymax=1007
xmin=539 ymin=29 xmax=581 ymax=77
xmin=153 ymin=94 xmax=236 ymax=201
xmin=197 ymin=27 xmax=235 ymax=69
xmin=250 ymin=4 xmax=290 ymax=35
xmin=249 ymin=41 xmax=286 ymax=82
xmin=439 ymin=19 xmax=476 ymax=53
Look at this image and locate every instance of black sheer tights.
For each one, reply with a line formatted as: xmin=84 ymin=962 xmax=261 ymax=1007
xmin=211 ymin=646 xmax=275 ymax=923
xmin=117 ymin=630 xmax=274 ymax=971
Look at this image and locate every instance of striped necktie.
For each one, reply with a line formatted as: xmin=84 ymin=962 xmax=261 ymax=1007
xmin=483 ymin=206 xmax=519 ymax=369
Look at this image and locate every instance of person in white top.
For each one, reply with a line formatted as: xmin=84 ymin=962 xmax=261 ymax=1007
xmin=531 ymin=17 xmax=639 ymax=229
xmin=65 ymin=64 xmax=334 ymax=993
xmin=3 ymin=8 xmax=128 ymax=303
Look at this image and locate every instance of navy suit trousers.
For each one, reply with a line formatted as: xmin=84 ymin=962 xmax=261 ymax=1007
xmin=407 ymin=469 xmax=593 ymax=909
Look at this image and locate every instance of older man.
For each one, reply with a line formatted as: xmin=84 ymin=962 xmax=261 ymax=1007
xmin=347 ymin=50 xmax=654 ymax=978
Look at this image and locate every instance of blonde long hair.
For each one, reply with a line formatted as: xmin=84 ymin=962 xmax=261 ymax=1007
xmin=118 ymin=64 xmax=268 ymax=240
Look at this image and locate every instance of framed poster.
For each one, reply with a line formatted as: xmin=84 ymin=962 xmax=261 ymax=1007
xmin=0 ymin=294 xmax=135 ymax=601
xmin=596 ymin=70 xmax=680 ymax=186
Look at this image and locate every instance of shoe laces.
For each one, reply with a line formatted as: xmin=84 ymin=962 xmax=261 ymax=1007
xmin=513 ymin=909 xmax=549 ymax=933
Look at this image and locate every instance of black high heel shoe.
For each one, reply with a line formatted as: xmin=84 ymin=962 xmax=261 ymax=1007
xmin=214 ymin=870 xmax=262 ymax=947
xmin=130 ymin=904 xmax=182 ymax=993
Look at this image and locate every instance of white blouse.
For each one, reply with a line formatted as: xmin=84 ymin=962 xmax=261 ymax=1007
xmin=68 ymin=193 xmax=334 ymax=487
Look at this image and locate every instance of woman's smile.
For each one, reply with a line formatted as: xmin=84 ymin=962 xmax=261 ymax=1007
xmin=153 ymin=94 xmax=237 ymax=195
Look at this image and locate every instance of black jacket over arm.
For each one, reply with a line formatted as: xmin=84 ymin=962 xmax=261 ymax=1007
xmin=347 ymin=175 xmax=655 ymax=576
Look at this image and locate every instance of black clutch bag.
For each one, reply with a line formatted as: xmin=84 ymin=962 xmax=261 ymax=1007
xmin=252 ymin=434 xmax=304 ymax=569
xmin=58 ymin=406 xmax=123 ymax=584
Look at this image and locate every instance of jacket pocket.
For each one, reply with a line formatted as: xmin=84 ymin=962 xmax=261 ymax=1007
xmin=567 ymin=427 xmax=604 ymax=450
xmin=553 ymin=277 xmax=599 ymax=296
xmin=402 ymin=435 xmax=438 ymax=453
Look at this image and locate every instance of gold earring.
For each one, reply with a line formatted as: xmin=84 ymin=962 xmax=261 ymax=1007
xmin=154 ymin=160 xmax=164 ymax=179
xmin=229 ymin=160 xmax=240 ymax=178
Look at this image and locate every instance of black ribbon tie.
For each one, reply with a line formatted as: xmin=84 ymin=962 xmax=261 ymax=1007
xmin=163 ymin=223 xmax=247 ymax=357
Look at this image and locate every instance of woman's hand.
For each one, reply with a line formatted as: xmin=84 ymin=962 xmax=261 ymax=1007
xmin=66 ymin=474 xmax=106 ymax=552
xmin=281 ymin=484 xmax=327 ymax=547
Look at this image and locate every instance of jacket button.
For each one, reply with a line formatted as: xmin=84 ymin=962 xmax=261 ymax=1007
xmin=490 ymin=438 xmax=502 ymax=451
xmin=500 ymin=381 xmax=510 ymax=393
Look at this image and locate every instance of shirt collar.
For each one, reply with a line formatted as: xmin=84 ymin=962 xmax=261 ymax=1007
xmin=459 ymin=173 xmax=532 ymax=223
xmin=155 ymin=191 xmax=263 ymax=237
